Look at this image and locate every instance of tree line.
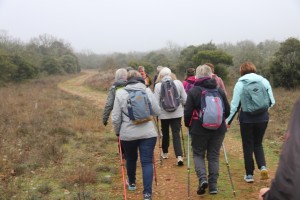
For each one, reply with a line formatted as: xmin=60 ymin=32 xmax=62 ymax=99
xmin=0 ymin=31 xmax=80 ymax=85
xmin=1 ymin=30 xmax=299 ymax=89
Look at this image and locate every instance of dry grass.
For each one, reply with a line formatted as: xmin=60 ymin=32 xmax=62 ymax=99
xmin=83 ymin=69 xmax=115 ymax=91
xmin=0 ymin=75 xmax=119 ymax=199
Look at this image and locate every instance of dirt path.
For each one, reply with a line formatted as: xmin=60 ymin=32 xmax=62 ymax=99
xmin=59 ymin=71 xmax=276 ymax=200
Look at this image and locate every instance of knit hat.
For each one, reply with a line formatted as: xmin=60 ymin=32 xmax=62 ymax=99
xmin=186 ymin=68 xmax=195 ymax=76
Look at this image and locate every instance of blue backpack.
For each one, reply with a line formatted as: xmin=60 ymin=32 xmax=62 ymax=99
xmin=123 ymin=89 xmax=153 ymax=124
xmin=192 ymin=87 xmax=224 ymax=130
xmin=240 ymin=79 xmax=270 ymax=115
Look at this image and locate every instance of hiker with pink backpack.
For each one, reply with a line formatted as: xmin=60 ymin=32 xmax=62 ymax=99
xmin=184 ymin=64 xmax=230 ymax=195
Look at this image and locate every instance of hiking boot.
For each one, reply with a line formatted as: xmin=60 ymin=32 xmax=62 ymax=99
xmin=209 ymin=183 xmax=218 ymax=195
xmin=197 ymin=180 xmax=208 ymax=195
xmin=244 ymin=175 xmax=254 ymax=183
xmin=260 ymin=166 xmax=269 ymax=180
xmin=161 ymin=152 xmax=168 ymax=159
xmin=144 ymin=193 xmax=152 ymax=200
xmin=177 ymin=156 xmax=184 ymax=166
xmin=209 ymin=188 xmax=218 ymax=195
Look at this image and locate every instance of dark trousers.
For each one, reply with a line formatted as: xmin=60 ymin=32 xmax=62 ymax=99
xmin=240 ymin=122 xmax=268 ymax=175
xmin=160 ymin=117 xmax=183 ymax=157
xmin=191 ymin=133 xmax=225 ymax=186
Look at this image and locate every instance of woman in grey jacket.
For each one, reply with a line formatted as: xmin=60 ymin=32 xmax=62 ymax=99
xmin=154 ymin=67 xmax=187 ymax=165
xmin=112 ymin=70 xmax=160 ymax=200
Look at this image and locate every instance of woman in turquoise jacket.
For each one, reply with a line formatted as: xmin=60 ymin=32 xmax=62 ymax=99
xmin=226 ymin=61 xmax=275 ymax=183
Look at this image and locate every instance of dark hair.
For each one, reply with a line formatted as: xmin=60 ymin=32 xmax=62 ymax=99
xmin=186 ymin=68 xmax=195 ymax=77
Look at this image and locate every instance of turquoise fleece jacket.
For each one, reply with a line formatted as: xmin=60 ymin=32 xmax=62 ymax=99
xmin=226 ymin=73 xmax=275 ymax=124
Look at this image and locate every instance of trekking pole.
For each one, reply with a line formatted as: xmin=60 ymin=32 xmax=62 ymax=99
xmin=222 ymin=142 xmax=236 ymax=198
xmin=187 ymin=130 xmax=191 ymax=199
xmin=118 ymin=137 xmax=127 ymax=200
xmin=153 ymin=153 xmax=158 ymax=186
xmin=153 ymin=117 xmax=163 ymax=165
xmin=180 ymin=126 xmax=186 ymax=157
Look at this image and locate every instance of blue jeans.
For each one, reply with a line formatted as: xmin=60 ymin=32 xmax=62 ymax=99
xmin=121 ymin=137 xmax=157 ymax=195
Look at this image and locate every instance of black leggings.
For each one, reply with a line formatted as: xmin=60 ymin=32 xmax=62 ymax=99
xmin=240 ymin=122 xmax=268 ymax=175
xmin=160 ymin=117 xmax=183 ymax=157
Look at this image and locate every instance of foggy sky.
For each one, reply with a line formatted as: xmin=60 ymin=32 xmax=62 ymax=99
xmin=1 ymin=0 xmax=300 ymax=54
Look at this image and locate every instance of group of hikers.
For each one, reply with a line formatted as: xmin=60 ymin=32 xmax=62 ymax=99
xmin=101 ymin=62 xmax=298 ymax=200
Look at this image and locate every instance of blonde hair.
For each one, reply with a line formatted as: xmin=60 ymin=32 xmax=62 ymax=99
xmin=196 ymin=65 xmax=212 ymax=78
xmin=156 ymin=67 xmax=172 ymax=83
xmin=127 ymin=70 xmax=142 ymax=80
xmin=240 ymin=61 xmax=257 ymax=76
xmin=115 ymin=68 xmax=127 ymax=81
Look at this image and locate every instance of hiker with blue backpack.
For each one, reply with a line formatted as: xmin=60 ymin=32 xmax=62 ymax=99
xmin=111 ymin=70 xmax=160 ymax=200
xmin=184 ymin=64 xmax=230 ymax=195
xmin=154 ymin=67 xmax=187 ymax=166
xmin=226 ymin=61 xmax=275 ymax=183
xmin=183 ymin=67 xmax=196 ymax=93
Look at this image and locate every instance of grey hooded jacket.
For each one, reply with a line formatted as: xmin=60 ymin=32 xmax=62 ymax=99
xmin=111 ymin=81 xmax=161 ymax=141
xmin=102 ymin=80 xmax=126 ymax=125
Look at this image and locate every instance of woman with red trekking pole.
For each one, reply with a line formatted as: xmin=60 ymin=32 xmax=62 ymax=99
xmin=112 ymin=70 xmax=160 ymax=200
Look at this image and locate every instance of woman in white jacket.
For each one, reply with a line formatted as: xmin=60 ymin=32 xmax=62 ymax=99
xmin=112 ymin=70 xmax=160 ymax=200
xmin=154 ymin=67 xmax=187 ymax=165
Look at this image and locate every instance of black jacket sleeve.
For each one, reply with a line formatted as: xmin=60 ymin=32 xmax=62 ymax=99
xmin=184 ymin=90 xmax=196 ymax=127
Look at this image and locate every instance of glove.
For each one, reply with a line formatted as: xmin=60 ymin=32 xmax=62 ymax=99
xmin=103 ymin=121 xmax=108 ymax=126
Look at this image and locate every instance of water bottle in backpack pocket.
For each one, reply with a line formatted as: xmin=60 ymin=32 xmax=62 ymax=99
xmin=123 ymin=89 xmax=153 ymax=124
xmin=192 ymin=88 xmax=224 ymax=130
xmin=240 ymin=79 xmax=270 ymax=115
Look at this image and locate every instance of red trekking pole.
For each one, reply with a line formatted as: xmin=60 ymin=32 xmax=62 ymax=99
xmin=118 ymin=137 xmax=127 ymax=200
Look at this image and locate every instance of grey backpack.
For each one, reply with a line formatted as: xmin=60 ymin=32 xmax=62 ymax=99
xmin=160 ymin=80 xmax=181 ymax=112
xmin=123 ymin=89 xmax=153 ymax=124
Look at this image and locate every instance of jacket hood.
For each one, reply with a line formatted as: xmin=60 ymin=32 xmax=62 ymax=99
xmin=194 ymin=77 xmax=217 ymax=89
xmin=161 ymin=75 xmax=172 ymax=82
xmin=239 ymin=73 xmax=264 ymax=82
xmin=185 ymin=76 xmax=196 ymax=82
xmin=126 ymin=76 xmax=145 ymax=85
xmin=125 ymin=78 xmax=146 ymax=91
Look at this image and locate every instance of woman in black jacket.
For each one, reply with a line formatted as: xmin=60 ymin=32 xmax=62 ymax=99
xmin=184 ymin=64 xmax=230 ymax=195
